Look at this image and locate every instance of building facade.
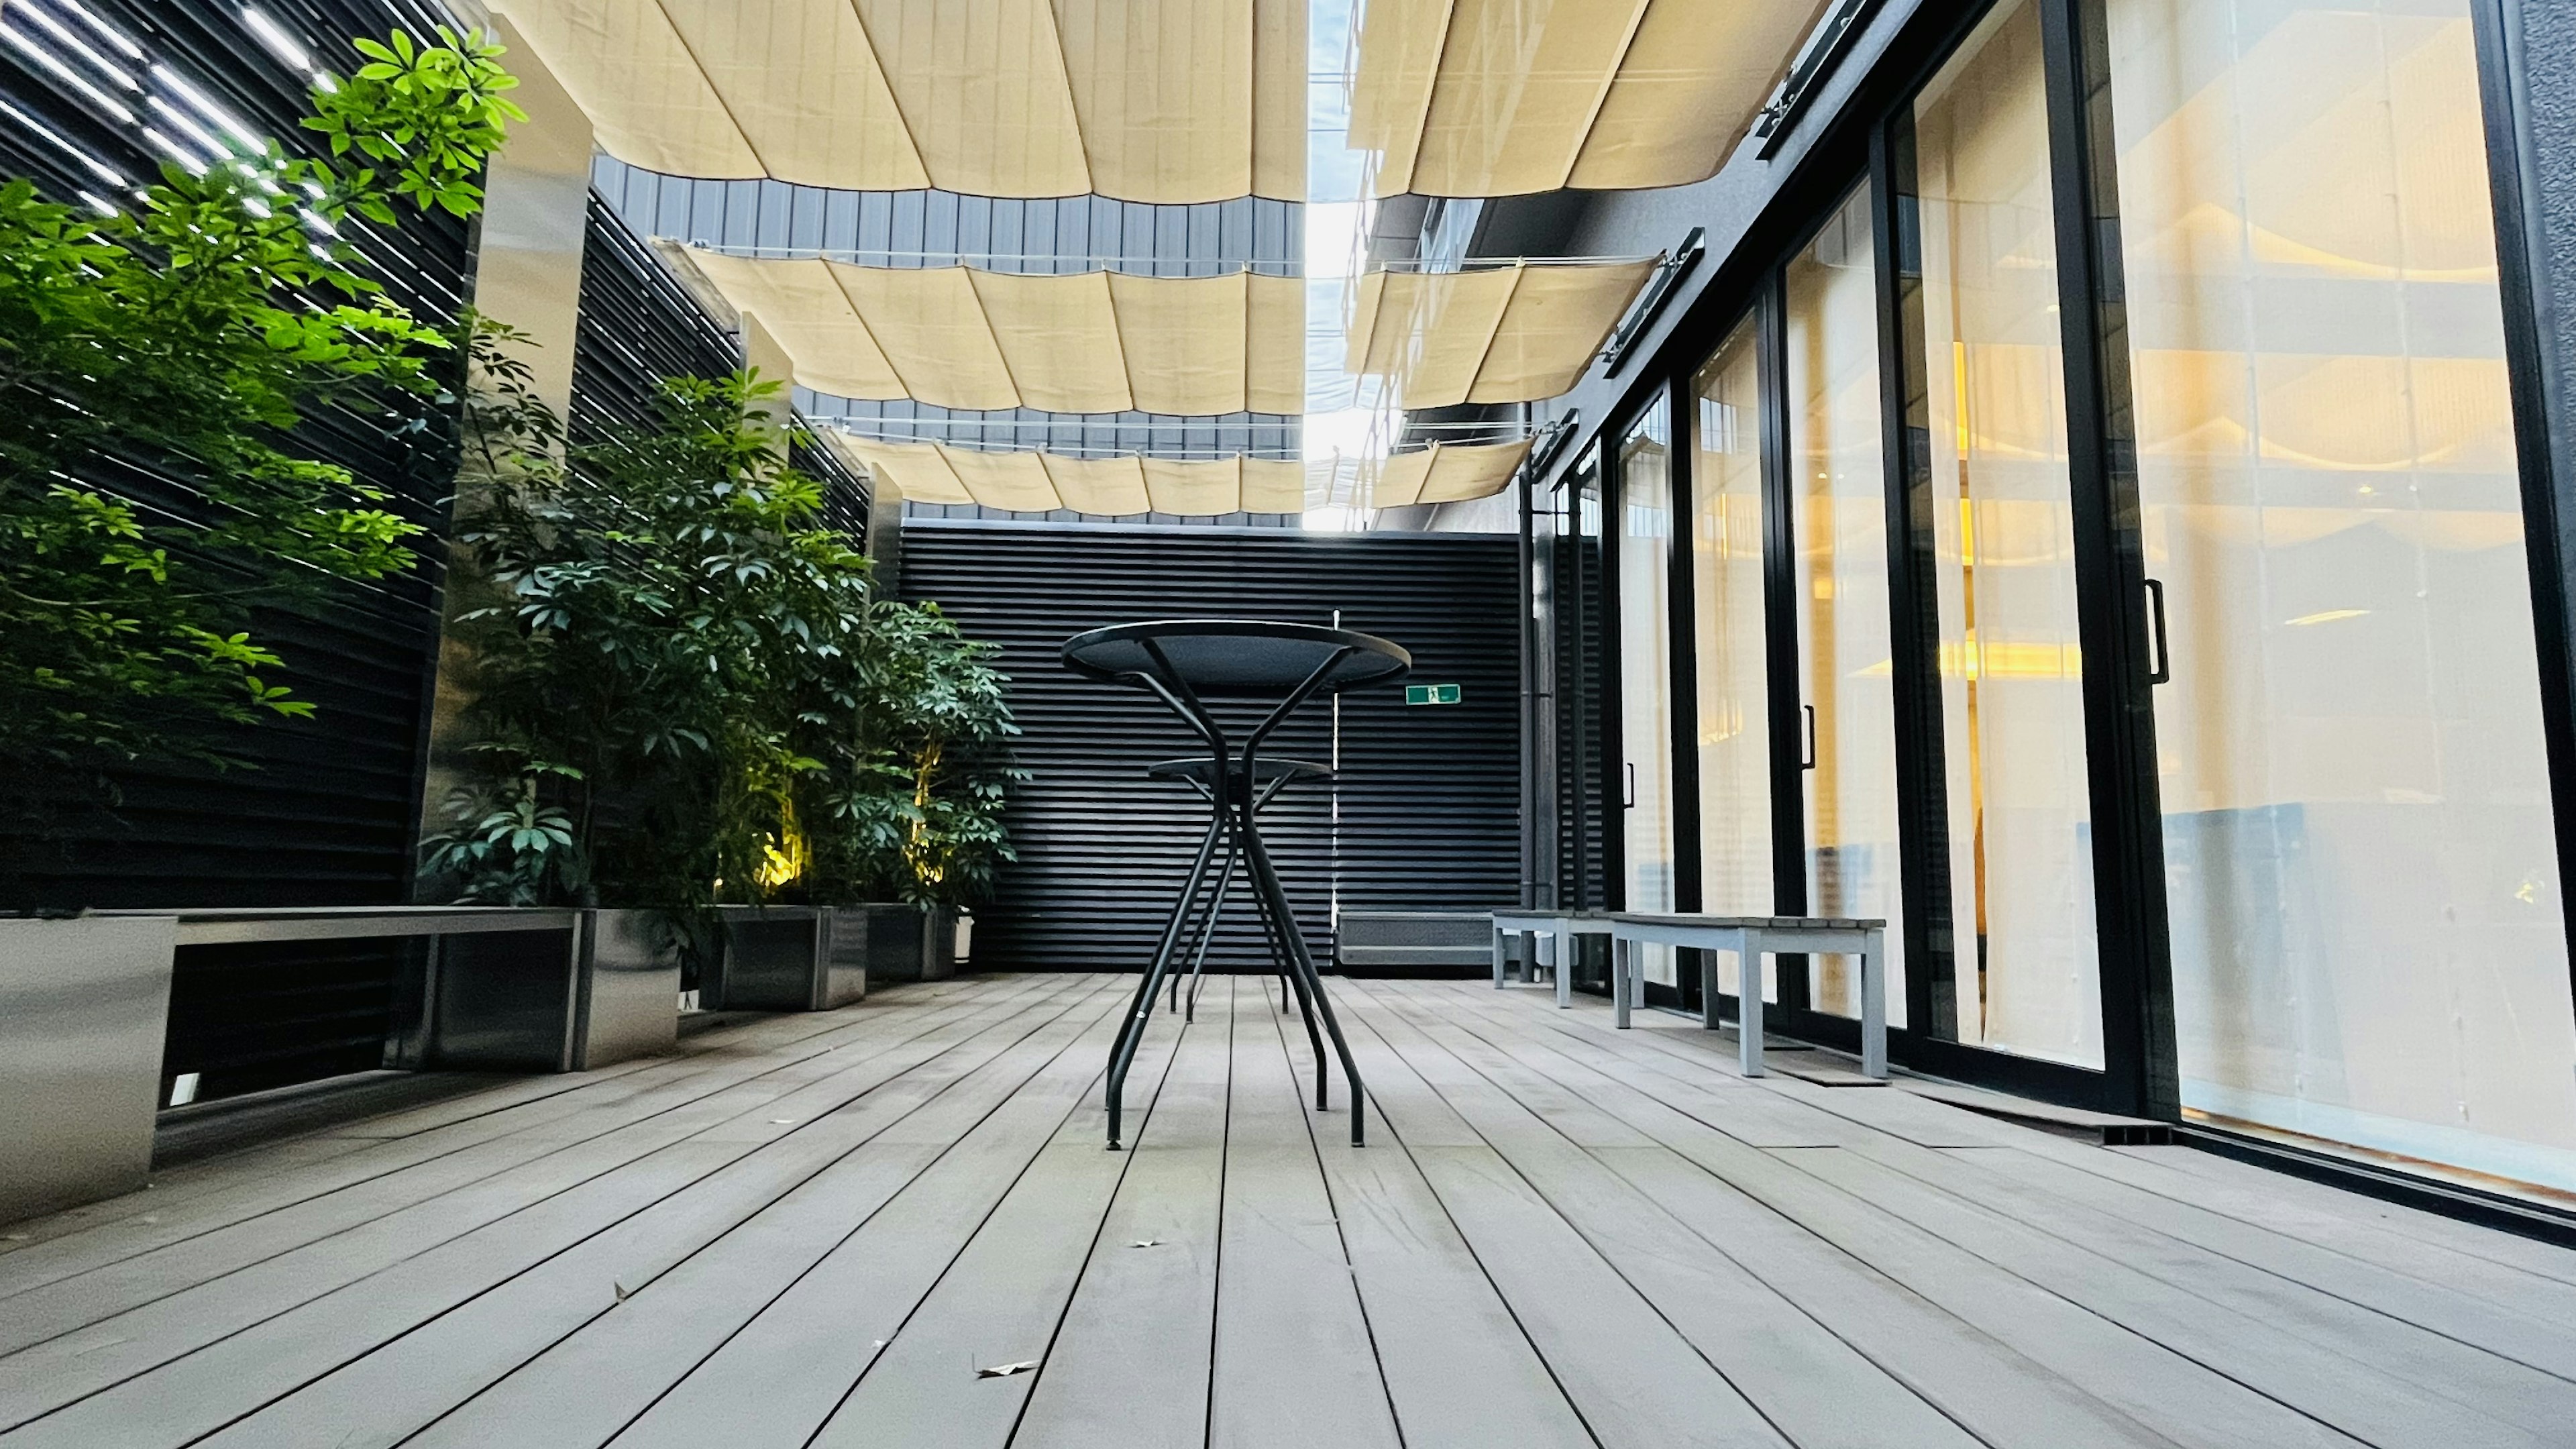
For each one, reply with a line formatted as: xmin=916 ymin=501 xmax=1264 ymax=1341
xmin=1449 ymin=0 xmax=2576 ymax=1200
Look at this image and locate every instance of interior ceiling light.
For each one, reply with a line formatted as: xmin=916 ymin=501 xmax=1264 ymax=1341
xmin=1344 ymin=259 xmax=1659 ymax=407
xmin=826 ymin=437 xmax=1307 ymax=517
xmin=1349 ymin=0 xmax=1834 ymax=197
xmin=492 ymin=0 xmax=1305 ymax=203
xmin=676 ymin=246 xmax=1306 ymax=416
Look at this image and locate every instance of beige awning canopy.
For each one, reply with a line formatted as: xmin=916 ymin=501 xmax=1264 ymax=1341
xmin=490 ymin=0 xmax=1304 ymax=203
xmin=828 ymin=436 xmax=1306 ymax=516
xmin=1349 ymin=0 xmax=1830 ymax=197
xmin=682 ymin=250 xmax=1305 ymax=415
xmin=1364 ymin=439 xmax=1534 ymax=508
xmin=1344 ymin=260 xmax=1658 ymax=407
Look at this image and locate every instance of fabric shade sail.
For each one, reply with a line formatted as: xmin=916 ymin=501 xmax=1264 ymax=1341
xmin=829 ymin=437 xmax=1307 ymax=516
xmin=1364 ymin=439 xmax=1534 ymax=507
xmin=1348 ymin=0 xmax=1830 ymax=197
xmin=682 ymin=250 xmax=1306 ymax=415
xmin=490 ymin=0 xmax=1304 ymax=203
xmin=1344 ymin=260 xmax=1658 ymax=407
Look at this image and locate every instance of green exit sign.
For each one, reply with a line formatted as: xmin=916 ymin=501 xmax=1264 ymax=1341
xmin=1405 ymin=683 xmax=1462 ymax=706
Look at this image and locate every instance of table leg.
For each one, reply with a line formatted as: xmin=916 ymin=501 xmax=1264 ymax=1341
xmin=1237 ymin=813 xmax=1367 ymax=1146
xmin=1737 ymin=930 xmax=1765 ymax=1078
xmin=1555 ymin=931 xmax=1572 ymax=1008
xmin=1491 ymin=923 xmax=1507 ymax=988
xmin=1106 ymin=804 xmax=1226 ymax=1149
xmin=1861 ymin=927 xmax=1888 ymax=1079
xmin=1179 ymin=843 xmax=1238 ymax=1024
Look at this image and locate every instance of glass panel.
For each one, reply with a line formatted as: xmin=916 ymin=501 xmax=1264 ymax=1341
xmin=1910 ymin=0 xmax=2103 ymax=1065
xmin=1619 ymin=403 xmax=1678 ymax=989
xmin=1784 ymin=186 xmax=1907 ymax=1024
xmin=1692 ymin=317 xmax=1773 ymax=1006
xmin=2109 ymin=0 xmax=2576 ymax=1187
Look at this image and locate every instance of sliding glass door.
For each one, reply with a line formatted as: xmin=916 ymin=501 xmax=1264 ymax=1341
xmin=1618 ymin=403 xmax=1680 ymax=994
xmin=1561 ymin=0 xmax=2576 ymax=1187
xmin=2106 ymin=0 xmax=2576 ymax=1185
xmin=1902 ymin=0 xmax=2104 ymax=1067
xmin=1785 ymin=186 xmax=1910 ymax=1026
xmin=1691 ymin=321 xmax=1773 ymax=1003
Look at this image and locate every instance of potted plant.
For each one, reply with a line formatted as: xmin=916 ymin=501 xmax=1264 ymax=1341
xmin=433 ymin=358 xmax=888 ymax=1012
xmin=804 ymin=599 xmax=1024 ymax=982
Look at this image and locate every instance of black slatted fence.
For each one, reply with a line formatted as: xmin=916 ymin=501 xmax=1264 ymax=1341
xmin=899 ymin=521 xmax=1521 ymax=975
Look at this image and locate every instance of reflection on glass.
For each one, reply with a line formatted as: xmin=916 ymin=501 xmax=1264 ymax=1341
xmin=1911 ymin=0 xmax=2102 ymax=1065
xmin=2110 ymin=0 xmax=2576 ymax=1186
xmin=1692 ymin=319 xmax=1772 ymax=1000
xmin=1619 ymin=405 xmax=1678 ymax=987
xmin=1786 ymin=186 xmax=1907 ymax=1024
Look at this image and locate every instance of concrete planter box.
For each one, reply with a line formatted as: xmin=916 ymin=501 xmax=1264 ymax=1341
xmin=844 ymin=904 xmax=957 ymax=984
xmin=0 ymin=917 xmax=176 ymax=1224
xmin=705 ymin=905 xmax=864 ymax=1011
xmin=394 ymin=908 xmax=678 ymax=1073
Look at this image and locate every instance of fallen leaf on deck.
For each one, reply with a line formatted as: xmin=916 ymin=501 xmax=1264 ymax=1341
xmin=976 ymin=1361 xmax=1040 ymax=1379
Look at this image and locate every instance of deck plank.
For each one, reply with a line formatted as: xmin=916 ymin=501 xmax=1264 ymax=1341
xmin=0 ymin=977 xmax=1065 ymax=1353
xmin=1010 ymin=978 xmax=1235 ymax=1449
xmin=1335 ymin=985 xmax=1790 ymax=1449
xmin=1354 ymin=981 xmax=1986 ymax=1449
xmin=5 ymin=975 xmax=2571 ymax=1449
xmin=601 ymin=987 xmax=1179 ymax=1449
xmin=0 ymin=980 xmax=1112 ymax=1448
xmin=1416 ymin=979 xmax=2353 ymax=1449
xmin=0 ymin=977 xmax=1039 ymax=1300
xmin=1272 ymin=982 xmax=1594 ymax=1449
xmin=1205 ymin=978 xmax=1403 ymax=1449
xmin=181 ymin=979 xmax=1122 ymax=1449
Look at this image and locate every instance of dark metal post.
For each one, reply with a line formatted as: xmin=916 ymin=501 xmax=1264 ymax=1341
xmin=2039 ymin=0 xmax=2180 ymax=1119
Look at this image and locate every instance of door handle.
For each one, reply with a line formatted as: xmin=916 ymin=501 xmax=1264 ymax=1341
xmin=1623 ymin=761 xmax=1635 ymax=809
xmin=1801 ymin=704 xmax=1817 ymax=771
xmin=2145 ymin=577 xmax=2172 ymax=686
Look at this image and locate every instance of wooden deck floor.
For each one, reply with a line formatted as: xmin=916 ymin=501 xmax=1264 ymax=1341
xmin=7 ymin=971 xmax=2576 ymax=1448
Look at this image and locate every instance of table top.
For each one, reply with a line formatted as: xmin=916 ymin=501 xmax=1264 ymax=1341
xmin=1061 ymin=619 xmax=1410 ymax=696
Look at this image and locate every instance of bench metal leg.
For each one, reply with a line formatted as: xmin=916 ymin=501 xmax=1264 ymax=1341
xmin=1860 ymin=927 xmax=1888 ymax=1079
xmin=1491 ymin=924 xmax=1507 ymax=988
xmin=1613 ymin=936 xmax=1633 ymax=1028
xmin=1738 ymin=930 xmax=1765 ymax=1078
xmin=1555 ymin=931 xmax=1572 ymax=1008
xmin=1700 ymin=951 xmax=1721 ymax=1030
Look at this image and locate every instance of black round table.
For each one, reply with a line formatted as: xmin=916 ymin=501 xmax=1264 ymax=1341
xmin=1061 ymin=619 xmax=1411 ymax=1148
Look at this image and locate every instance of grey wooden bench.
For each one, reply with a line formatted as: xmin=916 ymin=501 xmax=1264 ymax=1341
xmin=1607 ymin=912 xmax=1888 ymax=1080
xmin=1489 ymin=910 xmax=1616 ymax=1008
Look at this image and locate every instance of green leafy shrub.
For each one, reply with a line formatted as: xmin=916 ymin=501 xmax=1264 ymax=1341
xmin=807 ymin=600 xmax=1024 ymax=910
xmin=439 ymin=340 xmax=1020 ymax=916
xmin=0 ymin=27 xmax=521 ymax=891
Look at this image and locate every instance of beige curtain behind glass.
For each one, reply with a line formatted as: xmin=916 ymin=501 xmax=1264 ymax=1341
xmin=495 ymin=0 xmax=1301 ymax=201
xmin=2109 ymin=0 xmax=2576 ymax=1187
xmin=1348 ymin=0 xmax=1831 ymax=197
xmin=1344 ymin=261 xmax=1657 ymax=407
xmin=1911 ymin=0 xmax=2098 ymax=1067
xmin=836 ymin=440 xmax=1301 ymax=515
xmin=1690 ymin=321 xmax=1772 ymax=978
xmin=681 ymin=252 xmax=1303 ymax=413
